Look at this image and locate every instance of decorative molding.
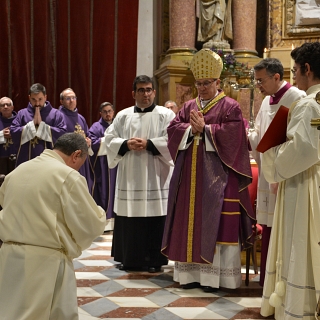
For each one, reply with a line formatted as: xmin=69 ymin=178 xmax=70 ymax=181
xmin=283 ymin=0 xmax=320 ymax=37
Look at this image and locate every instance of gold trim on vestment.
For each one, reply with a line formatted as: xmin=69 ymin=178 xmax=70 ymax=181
xmin=187 ymin=134 xmax=199 ymax=262
xmin=221 ymin=211 xmax=241 ymax=215
xmin=195 ymin=92 xmax=226 ymax=115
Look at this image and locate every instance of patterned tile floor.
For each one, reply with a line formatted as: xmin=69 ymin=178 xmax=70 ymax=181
xmin=75 ymin=233 xmax=274 ymax=320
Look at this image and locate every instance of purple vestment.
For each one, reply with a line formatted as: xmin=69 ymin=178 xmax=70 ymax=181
xmin=88 ymin=118 xmax=117 ymax=219
xmin=10 ymin=102 xmax=67 ymax=167
xmin=0 ymin=112 xmax=18 ymax=173
xmin=161 ymin=93 xmax=255 ymax=264
xmin=59 ymin=106 xmax=94 ymax=194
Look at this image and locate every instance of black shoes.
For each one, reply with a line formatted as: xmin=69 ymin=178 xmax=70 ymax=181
xmin=182 ymin=282 xmax=201 ymax=289
xmin=181 ymin=282 xmax=218 ymax=293
xmin=148 ymin=266 xmax=161 ymax=273
xmin=202 ymin=286 xmax=218 ymax=293
xmin=116 ymin=264 xmax=161 ymax=273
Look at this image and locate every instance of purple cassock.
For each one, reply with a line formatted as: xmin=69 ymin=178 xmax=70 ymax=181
xmin=59 ymin=106 xmax=94 ymax=194
xmin=88 ymin=118 xmax=117 ymax=219
xmin=10 ymin=102 xmax=67 ymax=167
xmin=161 ymin=92 xmax=256 ymax=264
xmin=0 ymin=111 xmax=18 ymax=173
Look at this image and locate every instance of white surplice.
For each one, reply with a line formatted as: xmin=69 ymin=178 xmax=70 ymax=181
xmin=0 ymin=149 xmax=106 ymax=320
xmin=103 ymin=105 xmax=175 ymax=217
xmin=248 ymin=83 xmax=306 ymax=227
xmin=260 ymin=84 xmax=320 ymax=319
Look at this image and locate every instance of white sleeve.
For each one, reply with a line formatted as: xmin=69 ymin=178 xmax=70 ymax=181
xmin=21 ymin=121 xmax=37 ymax=144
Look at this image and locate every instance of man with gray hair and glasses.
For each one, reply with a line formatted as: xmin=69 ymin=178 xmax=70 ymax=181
xmin=248 ymin=58 xmax=305 ymax=286
xmin=10 ymin=83 xmax=67 ymax=167
xmin=0 ymin=133 xmax=106 ymax=319
xmin=0 ymin=97 xmax=17 ymax=174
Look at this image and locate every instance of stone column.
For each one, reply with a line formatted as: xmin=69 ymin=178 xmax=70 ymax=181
xmin=232 ymin=0 xmax=258 ymax=57
xmin=155 ymin=0 xmax=197 ymax=108
xmin=167 ymin=0 xmax=197 ymax=54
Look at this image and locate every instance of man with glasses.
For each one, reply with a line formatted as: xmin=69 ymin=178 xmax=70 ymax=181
xmin=89 ymin=102 xmax=116 ymax=230
xmin=261 ymin=42 xmax=320 ymax=319
xmin=59 ymin=88 xmax=94 ymax=194
xmin=162 ymin=49 xmax=255 ymax=292
xmin=248 ymin=58 xmax=305 ymax=286
xmin=10 ymin=83 xmax=67 ymax=167
xmin=0 ymin=97 xmax=17 ymax=174
xmin=102 ymin=75 xmax=175 ymax=273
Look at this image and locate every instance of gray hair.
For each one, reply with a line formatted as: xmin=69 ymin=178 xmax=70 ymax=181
xmin=54 ymin=133 xmax=88 ymax=158
xmin=164 ymin=100 xmax=177 ymax=108
xmin=60 ymin=88 xmax=75 ymax=100
xmin=0 ymin=97 xmax=13 ymax=105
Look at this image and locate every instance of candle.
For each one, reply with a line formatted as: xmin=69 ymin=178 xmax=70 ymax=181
xmin=263 ymin=48 xmax=268 ymax=59
xmin=290 ymin=44 xmax=294 ymax=85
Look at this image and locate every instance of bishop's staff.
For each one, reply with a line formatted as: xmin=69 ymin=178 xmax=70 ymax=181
xmin=248 ymin=68 xmax=255 ymax=129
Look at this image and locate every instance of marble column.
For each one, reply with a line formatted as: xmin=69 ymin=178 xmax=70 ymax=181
xmin=167 ymin=0 xmax=197 ymax=54
xmin=232 ymin=0 xmax=258 ymax=57
xmin=154 ymin=0 xmax=197 ymax=108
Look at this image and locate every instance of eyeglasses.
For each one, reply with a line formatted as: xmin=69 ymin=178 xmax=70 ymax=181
xmin=136 ymin=88 xmax=154 ymax=95
xmin=64 ymin=96 xmax=77 ymax=101
xmin=254 ymin=76 xmax=273 ymax=86
xmin=0 ymin=103 xmax=12 ymax=108
xmin=291 ymin=68 xmax=300 ymax=76
xmin=101 ymin=109 xmax=113 ymax=114
xmin=194 ymin=80 xmax=217 ymax=88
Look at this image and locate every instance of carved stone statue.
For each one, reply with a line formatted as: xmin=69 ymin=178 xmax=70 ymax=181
xmin=197 ymin=0 xmax=233 ymax=49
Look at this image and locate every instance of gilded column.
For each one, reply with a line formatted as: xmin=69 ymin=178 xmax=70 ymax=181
xmin=232 ymin=0 xmax=258 ymax=57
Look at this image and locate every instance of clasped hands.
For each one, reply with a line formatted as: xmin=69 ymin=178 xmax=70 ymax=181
xmin=127 ymin=138 xmax=147 ymax=151
xmin=33 ymin=105 xmax=42 ymax=126
xmin=3 ymin=127 xmax=11 ymax=139
xmin=190 ymin=110 xmax=205 ymax=134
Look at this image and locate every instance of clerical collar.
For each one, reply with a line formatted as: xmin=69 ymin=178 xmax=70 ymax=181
xmin=269 ymin=81 xmax=291 ymax=105
xmin=134 ymin=103 xmax=156 ymax=113
xmin=200 ymin=91 xmax=219 ymax=109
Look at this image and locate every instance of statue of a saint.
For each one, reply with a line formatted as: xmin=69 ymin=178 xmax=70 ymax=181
xmin=197 ymin=0 xmax=233 ymax=49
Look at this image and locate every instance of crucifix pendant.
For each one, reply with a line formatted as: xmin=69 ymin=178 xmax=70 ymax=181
xmin=194 ymin=134 xmax=202 ymax=146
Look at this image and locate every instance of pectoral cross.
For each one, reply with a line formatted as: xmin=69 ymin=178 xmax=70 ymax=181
xmin=194 ymin=134 xmax=202 ymax=146
xmin=30 ymin=136 xmax=39 ymax=148
xmin=3 ymin=138 xmax=13 ymax=151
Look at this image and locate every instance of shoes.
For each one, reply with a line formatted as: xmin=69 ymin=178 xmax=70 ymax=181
xmin=148 ymin=266 xmax=161 ymax=273
xmin=202 ymin=286 xmax=218 ymax=293
xmin=181 ymin=282 xmax=201 ymax=289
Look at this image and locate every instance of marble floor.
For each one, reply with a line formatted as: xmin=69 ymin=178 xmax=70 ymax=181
xmin=75 ymin=232 xmax=274 ymax=320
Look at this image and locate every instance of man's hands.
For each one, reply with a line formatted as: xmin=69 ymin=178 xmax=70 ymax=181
xmin=33 ymin=106 xmax=42 ymax=126
xmin=3 ymin=127 xmax=11 ymax=139
xmin=190 ymin=110 xmax=205 ymax=134
xmin=127 ymin=138 xmax=147 ymax=151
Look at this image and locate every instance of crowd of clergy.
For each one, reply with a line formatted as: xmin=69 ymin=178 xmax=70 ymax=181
xmin=1 ymin=41 xmax=320 ymax=319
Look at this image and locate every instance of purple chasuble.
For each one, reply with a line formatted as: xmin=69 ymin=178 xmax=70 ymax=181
xmin=11 ymin=102 xmax=67 ymax=167
xmin=88 ymin=118 xmax=117 ymax=218
xmin=161 ymin=93 xmax=255 ymax=264
xmin=0 ymin=111 xmax=18 ymax=158
xmin=59 ymin=106 xmax=94 ymax=194
xmin=269 ymin=82 xmax=291 ymax=105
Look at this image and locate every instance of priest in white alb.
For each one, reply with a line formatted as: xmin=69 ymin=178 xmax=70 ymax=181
xmin=100 ymin=75 xmax=175 ymax=273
